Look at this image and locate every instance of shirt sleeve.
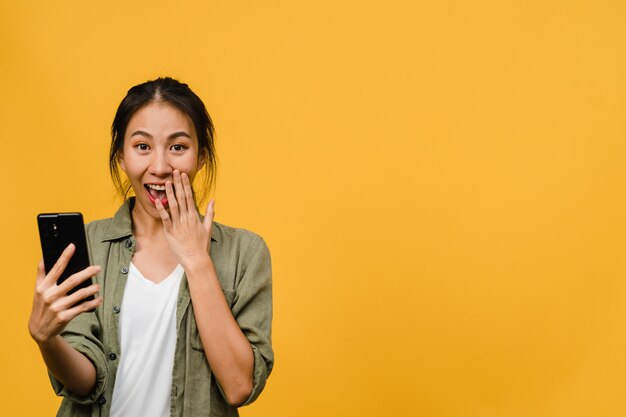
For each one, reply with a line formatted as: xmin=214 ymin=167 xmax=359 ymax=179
xmin=231 ymin=236 xmax=274 ymax=406
xmin=48 ymin=309 xmax=108 ymax=405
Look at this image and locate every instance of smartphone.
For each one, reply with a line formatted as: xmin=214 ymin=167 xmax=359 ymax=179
xmin=37 ymin=213 xmax=95 ymax=303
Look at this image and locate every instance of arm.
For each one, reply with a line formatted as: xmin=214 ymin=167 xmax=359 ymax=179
xmin=225 ymin=234 xmax=273 ymax=406
xmin=156 ymin=170 xmax=254 ymax=406
xmin=37 ymin=335 xmax=97 ymax=397
xmin=187 ymin=240 xmax=274 ymax=407
xmin=28 ymin=245 xmax=103 ymax=396
xmin=186 ymin=258 xmax=254 ymax=406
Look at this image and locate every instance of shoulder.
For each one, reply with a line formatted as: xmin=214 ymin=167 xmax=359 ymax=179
xmin=84 ymin=199 xmax=133 ymax=242
xmin=212 ymin=221 xmax=267 ymax=256
xmin=210 ymin=222 xmax=271 ymax=275
xmin=212 ymin=221 xmax=263 ymax=244
xmin=83 ymin=218 xmax=119 ymax=265
xmin=85 ymin=217 xmax=113 ymax=238
xmin=211 ymin=222 xmax=272 ymax=290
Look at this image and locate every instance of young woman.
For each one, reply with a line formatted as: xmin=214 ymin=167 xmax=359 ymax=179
xmin=28 ymin=78 xmax=273 ymax=417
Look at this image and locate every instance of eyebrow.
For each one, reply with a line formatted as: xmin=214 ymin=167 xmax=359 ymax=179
xmin=168 ymin=131 xmax=192 ymax=140
xmin=129 ymin=130 xmax=192 ymax=140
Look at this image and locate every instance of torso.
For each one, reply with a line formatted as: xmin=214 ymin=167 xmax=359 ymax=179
xmin=54 ymin=200 xmax=271 ymax=417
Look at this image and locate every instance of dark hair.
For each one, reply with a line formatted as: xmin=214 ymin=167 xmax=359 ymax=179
xmin=109 ymin=77 xmax=216 ymax=205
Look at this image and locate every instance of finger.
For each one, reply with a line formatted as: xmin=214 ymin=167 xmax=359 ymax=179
xmin=182 ymin=172 xmax=196 ymax=215
xmin=173 ymin=170 xmax=188 ymax=214
xmin=36 ymin=259 xmax=46 ymax=285
xmin=165 ymin=180 xmax=179 ymax=223
xmin=58 ymin=296 xmax=103 ymax=323
xmin=204 ymin=199 xmax=215 ymax=233
xmin=155 ymin=198 xmax=173 ymax=230
xmin=56 ymin=283 xmax=102 ymax=311
xmin=57 ymin=265 xmax=101 ymax=296
xmin=44 ymin=244 xmax=75 ymax=286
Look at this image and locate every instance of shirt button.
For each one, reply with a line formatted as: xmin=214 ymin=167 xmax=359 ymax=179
xmin=113 ymin=306 xmax=121 ymax=314
xmin=120 ymin=266 xmax=128 ymax=274
xmin=97 ymin=396 xmax=107 ymax=405
xmin=109 ymin=353 xmax=117 ymax=360
xmin=124 ymin=239 xmax=132 ymax=248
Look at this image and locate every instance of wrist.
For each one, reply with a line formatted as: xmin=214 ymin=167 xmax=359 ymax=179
xmin=183 ymin=255 xmax=215 ymax=278
xmin=37 ymin=334 xmax=62 ymax=350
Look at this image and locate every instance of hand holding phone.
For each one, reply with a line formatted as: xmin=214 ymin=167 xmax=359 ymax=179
xmin=28 ymin=213 xmax=102 ymax=344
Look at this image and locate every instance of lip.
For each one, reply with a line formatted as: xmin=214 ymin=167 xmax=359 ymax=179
xmin=144 ymin=183 xmax=168 ymax=206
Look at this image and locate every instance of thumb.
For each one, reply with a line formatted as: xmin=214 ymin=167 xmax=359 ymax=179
xmin=203 ymin=199 xmax=215 ymax=233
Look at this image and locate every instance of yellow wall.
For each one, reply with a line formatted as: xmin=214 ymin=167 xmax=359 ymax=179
xmin=2 ymin=1 xmax=625 ymax=416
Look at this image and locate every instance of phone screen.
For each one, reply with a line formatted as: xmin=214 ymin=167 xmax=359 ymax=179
xmin=37 ymin=213 xmax=94 ymax=300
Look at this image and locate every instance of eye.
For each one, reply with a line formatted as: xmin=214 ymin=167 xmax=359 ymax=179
xmin=136 ymin=143 xmax=149 ymax=151
xmin=171 ymin=144 xmax=187 ymax=152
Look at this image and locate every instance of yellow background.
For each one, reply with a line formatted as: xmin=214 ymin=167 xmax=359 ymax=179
xmin=1 ymin=1 xmax=625 ymax=416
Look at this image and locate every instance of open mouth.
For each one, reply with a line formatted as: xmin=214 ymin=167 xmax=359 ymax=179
xmin=145 ymin=184 xmax=168 ymax=206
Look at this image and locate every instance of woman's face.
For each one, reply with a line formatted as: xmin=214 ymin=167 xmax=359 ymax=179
xmin=119 ymin=101 xmax=205 ymax=219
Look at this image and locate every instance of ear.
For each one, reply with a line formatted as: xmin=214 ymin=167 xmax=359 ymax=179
xmin=118 ymin=153 xmax=126 ymax=173
xmin=198 ymin=150 xmax=207 ymax=170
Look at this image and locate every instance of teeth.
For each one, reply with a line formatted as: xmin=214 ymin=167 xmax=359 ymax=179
xmin=147 ymin=184 xmax=166 ymax=191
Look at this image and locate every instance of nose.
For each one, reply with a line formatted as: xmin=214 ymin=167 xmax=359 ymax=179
xmin=149 ymin=149 xmax=173 ymax=177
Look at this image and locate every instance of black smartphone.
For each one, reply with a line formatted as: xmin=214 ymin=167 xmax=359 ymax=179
xmin=37 ymin=213 xmax=95 ymax=302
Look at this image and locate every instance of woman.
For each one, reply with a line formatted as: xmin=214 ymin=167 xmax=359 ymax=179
xmin=28 ymin=77 xmax=273 ymax=417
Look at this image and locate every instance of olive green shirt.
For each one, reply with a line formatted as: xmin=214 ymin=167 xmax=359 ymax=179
xmin=50 ymin=198 xmax=273 ymax=417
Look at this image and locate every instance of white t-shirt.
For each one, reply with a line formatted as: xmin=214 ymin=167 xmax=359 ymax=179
xmin=110 ymin=262 xmax=184 ymax=417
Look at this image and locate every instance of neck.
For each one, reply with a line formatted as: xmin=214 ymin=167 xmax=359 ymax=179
xmin=130 ymin=205 xmax=165 ymax=238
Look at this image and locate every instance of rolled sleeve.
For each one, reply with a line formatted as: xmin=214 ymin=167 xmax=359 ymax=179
xmin=231 ymin=236 xmax=274 ymax=406
xmin=48 ymin=312 xmax=108 ymax=405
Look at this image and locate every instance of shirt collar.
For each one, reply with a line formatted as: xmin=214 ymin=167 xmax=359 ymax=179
xmin=100 ymin=197 xmax=218 ymax=243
